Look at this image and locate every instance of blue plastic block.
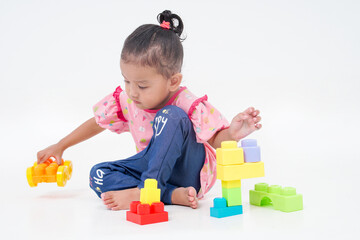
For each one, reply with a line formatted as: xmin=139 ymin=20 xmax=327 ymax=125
xmin=213 ymin=197 xmax=227 ymax=208
xmin=241 ymin=139 xmax=261 ymax=163
xmin=210 ymin=197 xmax=243 ymax=218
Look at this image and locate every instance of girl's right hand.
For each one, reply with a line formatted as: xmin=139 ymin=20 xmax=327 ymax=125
xmin=37 ymin=143 xmax=65 ymax=165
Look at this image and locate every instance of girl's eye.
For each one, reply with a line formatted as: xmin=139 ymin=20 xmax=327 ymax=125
xmin=138 ymin=86 xmax=147 ymax=89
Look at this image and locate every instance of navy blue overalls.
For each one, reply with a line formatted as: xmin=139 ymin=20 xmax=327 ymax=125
xmin=89 ymin=105 xmax=206 ymax=204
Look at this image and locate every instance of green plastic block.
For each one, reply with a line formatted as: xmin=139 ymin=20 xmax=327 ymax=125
xmin=249 ymin=183 xmax=303 ymax=212
xmin=222 ymin=187 xmax=242 ymax=207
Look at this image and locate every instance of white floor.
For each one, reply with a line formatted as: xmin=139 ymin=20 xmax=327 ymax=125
xmin=2 ymin=156 xmax=359 ymax=240
xmin=1 ymin=1 xmax=360 ymax=239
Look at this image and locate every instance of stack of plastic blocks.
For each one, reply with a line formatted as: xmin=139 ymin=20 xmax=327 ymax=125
xmin=249 ymin=183 xmax=303 ymax=212
xmin=210 ymin=140 xmax=264 ymax=218
xmin=126 ymin=179 xmax=168 ymax=225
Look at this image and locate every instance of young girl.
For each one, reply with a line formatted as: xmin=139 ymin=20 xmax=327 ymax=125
xmin=37 ymin=10 xmax=262 ymax=211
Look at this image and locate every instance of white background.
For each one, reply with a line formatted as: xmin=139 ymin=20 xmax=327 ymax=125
xmin=1 ymin=0 xmax=359 ymax=239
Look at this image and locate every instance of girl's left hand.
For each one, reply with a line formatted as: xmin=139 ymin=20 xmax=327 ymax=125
xmin=228 ymin=107 xmax=262 ymax=141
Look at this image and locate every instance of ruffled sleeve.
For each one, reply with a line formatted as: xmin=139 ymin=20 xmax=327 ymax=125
xmin=92 ymin=88 xmax=129 ymax=134
xmin=189 ymin=98 xmax=229 ymax=143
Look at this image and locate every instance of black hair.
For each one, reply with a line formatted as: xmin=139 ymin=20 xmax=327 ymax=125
xmin=121 ymin=10 xmax=185 ymax=79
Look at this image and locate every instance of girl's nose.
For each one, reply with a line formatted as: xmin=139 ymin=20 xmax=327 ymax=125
xmin=129 ymin=85 xmax=139 ymax=98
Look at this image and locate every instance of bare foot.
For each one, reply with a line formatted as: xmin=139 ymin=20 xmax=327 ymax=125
xmin=101 ymin=188 xmax=140 ymax=211
xmin=171 ymin=187 xmax=198 ymax=209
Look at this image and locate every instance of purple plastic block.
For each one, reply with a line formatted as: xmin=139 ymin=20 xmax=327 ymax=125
xmin=241 ymin=139 xmax=261 ymax=163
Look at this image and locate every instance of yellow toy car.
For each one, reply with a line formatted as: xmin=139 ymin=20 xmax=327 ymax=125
xmin=26 ymin=158 xmax=73 ymax=187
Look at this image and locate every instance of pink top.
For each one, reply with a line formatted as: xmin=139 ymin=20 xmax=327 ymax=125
xmin=93 ymin=86 xmax=229 ymax=198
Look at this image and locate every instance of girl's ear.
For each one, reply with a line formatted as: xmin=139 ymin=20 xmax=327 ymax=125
xmin=169 ymin=73 xmax=183 ymax=92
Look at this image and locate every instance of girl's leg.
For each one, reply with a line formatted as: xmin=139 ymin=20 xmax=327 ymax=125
xmin=89 ymin=158 xmax=141 ymax=198
xmin=89 ymin=146 xmax=152 ymax=197
xmin=89 ymin=105 xmax=205 ymax=206
xmin=136 ymin=105 xmax=205 ymax=204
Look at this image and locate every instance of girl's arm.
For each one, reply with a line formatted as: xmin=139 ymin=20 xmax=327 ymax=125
xmin=208 ymin=107 xmax=262 ymax=149
xmin=37 ymin=117 xmax=105 ymax=164
xmin=207 ymin=128 xmax=234 ymax=149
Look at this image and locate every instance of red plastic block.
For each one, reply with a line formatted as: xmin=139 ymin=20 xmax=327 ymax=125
xmin=126 ymin=201 xmax=168 ymax=225
xmin=151 ymin=202 xmax=164 ymax=212
xmin=129 ymin=201 xmax=140 ymax=213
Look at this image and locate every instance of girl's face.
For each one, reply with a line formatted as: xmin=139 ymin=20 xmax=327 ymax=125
xmin=120 ymin=60 xmax=179 ymax=110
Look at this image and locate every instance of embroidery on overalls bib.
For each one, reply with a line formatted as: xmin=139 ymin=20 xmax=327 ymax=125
xmin=154 ymin=115 xmax=168 ymax=137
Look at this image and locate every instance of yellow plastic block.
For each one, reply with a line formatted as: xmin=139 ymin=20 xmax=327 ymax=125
xmin=217 ymin=162 xmax=265 ymax=181
xmin=216 ymin=141 xmax=244 ymax=165
xmin=222 ymin=180 xmax=241 ymax=189
xmin=140 ymin=179 xmax=161 ymax=205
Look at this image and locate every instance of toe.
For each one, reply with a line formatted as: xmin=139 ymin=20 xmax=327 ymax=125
xmin=104 ymin=199 xmax=114 ymax=205
xmin=187 ymin=187 xmax=197 ymax=198
xmin=186 ymin=187 xmax=198 ymax=209
xmin=191 ymin=201 xmax=198 ymax=209
xmin=106 ymin=202 xmax=117 ymax=210
xmin=111 ymin=206 xmax=122 ymax=211
xmin=101 ymin=192 xmax=112 ymax=201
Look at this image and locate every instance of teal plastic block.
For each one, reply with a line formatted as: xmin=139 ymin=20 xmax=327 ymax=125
xmin=210 ymin=197 xmax=243 ymax=218
xmin=249 ymin=183 xmax=303 ymax=212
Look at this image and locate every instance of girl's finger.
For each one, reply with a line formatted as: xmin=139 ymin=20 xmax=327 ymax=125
xmin=56 ymin=157 xmax=63 ymax=165
xmin=252 ymin=110 xmax=260 ymax=117
xmin=245 ymin=107 xmax=255 ymax=114
xmin=42 ymin=154 xmax=50 ymax=164
xmin=253 ymin=116 xmax=261 ymax=123
xmin=37 ymin=153 xmax=46 ymax=164
xmin=37 ymin=152 xmax=43 ymax=163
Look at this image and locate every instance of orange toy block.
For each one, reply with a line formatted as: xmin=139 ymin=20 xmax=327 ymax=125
xmin=126 ymin=201 xmax=168 ymax=225
xmin=26 ymin=158 xmax=73 ymax=187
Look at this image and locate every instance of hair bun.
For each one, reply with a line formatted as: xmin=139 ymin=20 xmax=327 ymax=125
xmin=157 ymin=10 xmax=184 ymax=39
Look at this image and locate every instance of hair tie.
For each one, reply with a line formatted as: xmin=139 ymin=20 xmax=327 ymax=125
xmin=160 ymin=21 xmax=171 ymax=30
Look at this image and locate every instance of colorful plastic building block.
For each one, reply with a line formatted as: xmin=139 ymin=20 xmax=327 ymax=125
xmin=126 ymin=201 xmax=168 ymax=225
xmin=216 ymin=141 xmax=244 ymax=165
xmin=127 ymin=178 xmax=168 ymax=225
xmin=217 ymin=161 xmax=264 ymax=181
xmin=222 ymin=180 xmax=242 ymax=207
xmin=210 ymin=198 xmax=243 ymax=218
xmin=140 ymin=179 xmax=161 ymax=205
xmin=26 ymin=158 xmax=73 ymax=187
xmin=222 ymin=180 xmax=241 ymax=188
xmin=222 ymin=187 xmax=242 ymax=207
xmin=241 ymin=139 xmax=261 ymax=163
xmin=249 ymin=183 xmax=303 ymax=212
xmin=211 ymin=140 xmax=264 ymax=218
